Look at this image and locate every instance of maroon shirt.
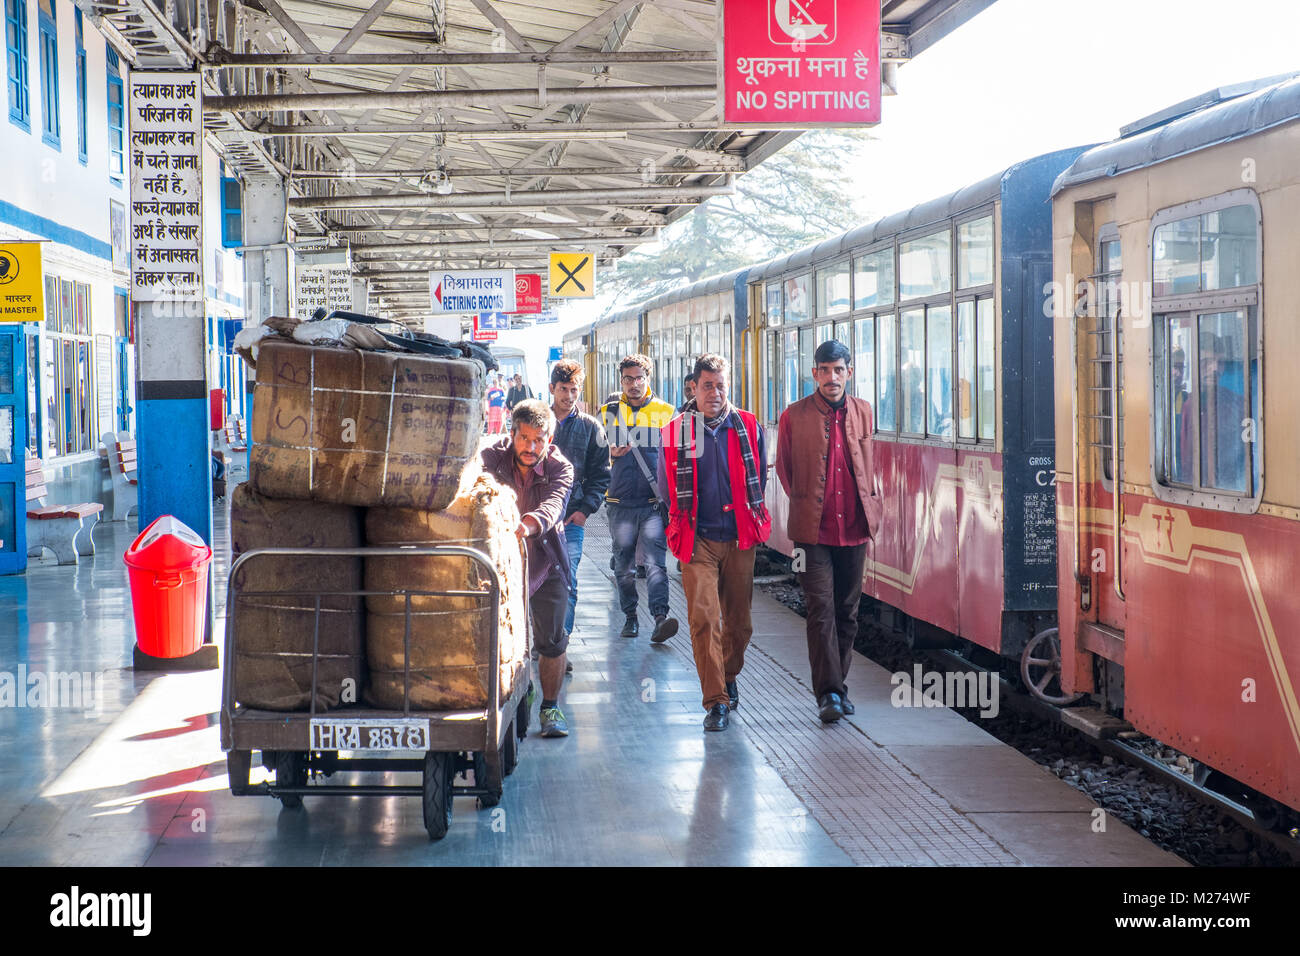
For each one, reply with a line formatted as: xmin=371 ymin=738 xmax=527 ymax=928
xmin=816 ymin=393 xmax=871 ymax=547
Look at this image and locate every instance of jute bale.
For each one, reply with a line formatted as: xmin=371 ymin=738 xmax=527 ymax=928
xmin=364 ymin=463 xmax=528 ymax=711
xmin=229 ymin=482 xmax=365 ymax=711
xmin=250 ymin=340 xmax=484 ymax=510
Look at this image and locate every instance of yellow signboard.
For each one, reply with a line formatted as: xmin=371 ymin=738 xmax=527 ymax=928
xmin=0 ymin=242 xmax=44 ymax=322
xmin=549 ymin=251 xmax=595 ymax=298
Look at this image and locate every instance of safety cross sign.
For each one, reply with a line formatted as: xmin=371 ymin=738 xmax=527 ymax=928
xmin=721 ymin=0 xmax=882 ymax=126
xmin=549 ymin=252 xmax=595 ymax=298
xmin=0 ymin=242 xmax=44 ymax=322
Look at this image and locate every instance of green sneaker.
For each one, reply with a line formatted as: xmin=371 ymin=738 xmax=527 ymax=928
xmin=539 ymin=705 xmax=569 ymax=738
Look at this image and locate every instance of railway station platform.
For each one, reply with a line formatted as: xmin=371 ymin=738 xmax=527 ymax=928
xmin=0 ymin=501 xmax=1181 ymax=867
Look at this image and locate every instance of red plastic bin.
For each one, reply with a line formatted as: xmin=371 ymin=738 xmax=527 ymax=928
xmin=124 ymin=516 xmax=213 ymax=659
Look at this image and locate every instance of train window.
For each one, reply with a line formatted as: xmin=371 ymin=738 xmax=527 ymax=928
xmin=977 ymin=298 xmax=995 ymax=442
xmin=1095 ymin=234 xmax=1123 ymax=482
xmin=1156 ymin=309 xmax=1256 ymax=495
xmin=816 ymin=261 xmax=851 ymax=317
xmin=766 ymin=282 xmax=782 ymax=327
xmin=957 ymin=301 xmax=976 ymax=439
xmin=927 ymin=306 xmax=953 ymax=439
xmin=1154 ymin=204 xmax=1259 ymax=297
xmin=783 ymin=329 xmax=799 ymax=410
xmin=766 ymin=331 xmax=777 ymax=422
xmin=705 ymin=321 xmax=717 ymax=355
xmin=854 ymin=249 xmax=894 ymax=310
xmin=834 ymin=320 xmax=851 ymax=350
xmin=899 ymin=230 xmax=952 ymax=300
xmin=799 ymin=326 xmax=815 ymax=397
xmin=899 ymin=308 xmax=925 ymax=435
xmin=785 ymin=274 xmax=811 ymax=325
xmin=876 ymin=313 xmax=897 ymax=432
xmin=958 ymin=217 xmax=994 ymax=289
xmin=854 ymin=316 xmax=874 ymax=407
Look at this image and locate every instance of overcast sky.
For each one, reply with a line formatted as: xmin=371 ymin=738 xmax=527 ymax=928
xmin=537 ymin=0 xmax=1300 ymax=342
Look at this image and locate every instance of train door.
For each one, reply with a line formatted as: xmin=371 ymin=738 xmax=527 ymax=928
xmin=1075 ymin=229 xmax=1127 ymax=636
xmin=0 ymin=323 xmax=28 ymax=573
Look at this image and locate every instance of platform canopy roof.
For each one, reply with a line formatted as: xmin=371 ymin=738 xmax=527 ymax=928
xmin=80 ymin=0 xmax=997 ymax=321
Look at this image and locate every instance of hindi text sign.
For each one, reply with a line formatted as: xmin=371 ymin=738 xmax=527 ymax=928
xmin=0 ymin=242 xmax=44 ymax=323
xmin=721 ymin=0 xmax=881 ymax=126
xmin=429 ymin=269 xmax=516 ymax=314
xmin=128 ymin=72 xmax=203 ymax=303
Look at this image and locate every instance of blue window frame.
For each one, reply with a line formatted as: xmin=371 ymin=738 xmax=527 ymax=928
xmin=106 ymin=47 xmax=123 ymax=184
xmin=220 ymin=176 xmax=243 ymax=247
xmin=74 ymin=5 xmax=85 ymax=163
xmin=5 ymin=0 xmax=29 ymax=130
xmin=37 ymin=0 xmax=56 ymax=148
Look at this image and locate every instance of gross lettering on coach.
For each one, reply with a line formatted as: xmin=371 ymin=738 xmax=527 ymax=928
xmin=721 ymin=0 xmax=882 ymax=127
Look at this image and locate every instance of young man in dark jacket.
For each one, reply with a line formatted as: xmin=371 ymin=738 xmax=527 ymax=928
xmin=549 ymin=359 xmax=611 ymax=644
xmin=505 ymin=373 xmax=530 ymax=410
xmin=481 ymin=400 xmax=575 ymax=738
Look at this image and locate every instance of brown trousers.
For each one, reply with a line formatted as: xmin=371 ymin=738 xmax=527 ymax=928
xmin=681 ymin=537 xmax=756 ymax=710
xmin=796 ymin=542 xmax=868 ymax=699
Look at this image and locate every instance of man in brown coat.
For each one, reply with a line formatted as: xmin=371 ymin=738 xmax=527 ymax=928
xmin=776 ymin=339 xmax=883 ymax=724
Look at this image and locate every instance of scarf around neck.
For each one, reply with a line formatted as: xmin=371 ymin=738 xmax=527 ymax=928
xmin=675 ymin=399 xmax=766 ymax=526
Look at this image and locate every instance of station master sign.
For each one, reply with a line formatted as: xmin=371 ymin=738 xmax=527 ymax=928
xmin=0 ymin=242 xmax=44 ymax=322
xmin=549 ymin=252 xmax=595 ymax=298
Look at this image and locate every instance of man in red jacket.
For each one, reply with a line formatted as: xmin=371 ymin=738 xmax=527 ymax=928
xmin=659 ymin=354 xmax=771 ymax=732
xmin=776 ymin=339 xmax=883 ymax=724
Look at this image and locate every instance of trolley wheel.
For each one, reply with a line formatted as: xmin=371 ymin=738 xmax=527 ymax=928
xmin=516 ymin=681 xmax=533 ymax=741
xmin=275 ymin=751 xmax=308 ymax=809
xmin=1020 ymin=627 xmax=1084 ymax=706
xmin=502 ymin=721 xmax=518 ymax=777
xmin=422 ymin=751 xmax=455 ymax=841
xmin=473 ymin=749 xmax=504 ymax=809
xmin=226 ymin=749 xmax=252 ymax=796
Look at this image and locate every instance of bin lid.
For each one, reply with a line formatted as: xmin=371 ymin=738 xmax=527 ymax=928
xmin=124 ymin=515 xmax=213 ymax=572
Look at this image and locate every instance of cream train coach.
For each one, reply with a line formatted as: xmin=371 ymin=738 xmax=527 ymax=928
xmin=1051 ymin=73 xmax=1300 ymax=828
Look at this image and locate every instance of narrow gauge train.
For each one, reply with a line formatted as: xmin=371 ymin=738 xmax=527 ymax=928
xmin=561 ymin=74 xmax=1300 ymax=828
xmin=1051 ymin=74 xmax=1300 ymax=827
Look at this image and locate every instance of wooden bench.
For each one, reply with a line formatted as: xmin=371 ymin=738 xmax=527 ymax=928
xmin=26 ymin=455 xmax=103 ymax=565
xmin=103 ymin=431 xmax=139 ymax=522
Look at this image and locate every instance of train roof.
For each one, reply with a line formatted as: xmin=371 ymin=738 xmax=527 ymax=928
xmin=592 ymin=266 xmax=750 ymax=329
xmin=1051 ymin=73 xmax=1300 ymax=197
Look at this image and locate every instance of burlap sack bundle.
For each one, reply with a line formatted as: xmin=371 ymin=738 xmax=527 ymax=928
xmin=249 ymin=340 xmax=484 ymax=510
xmin=363 ymin=461 xmax=528 ymax=710
xmin=228 ymin=482 xmax=365 ymax=711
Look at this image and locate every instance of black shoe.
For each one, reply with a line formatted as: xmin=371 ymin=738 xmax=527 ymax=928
xmin=726 ymin=680 xmax=739 ymax=710
xmin=840 ymin=692 xmax=854 ymax=716
xmin=650 ymin=614 xmax=678 ymax=644
xmin=636 ymin=565 xmax=647 ymax=579
xmin=818 ymin=692 xmax=844 ymax=724
xmin=619 ymin=614 xmax=638 ymax=638
xmin=703 ymin=704 xmax=730 ymax=732
xmin=566 ymin=659 xmax=573 ymax=674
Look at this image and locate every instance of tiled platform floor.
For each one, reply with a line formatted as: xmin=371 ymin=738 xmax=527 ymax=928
xmin=0 ymin=496 xmax=1182 ymax=866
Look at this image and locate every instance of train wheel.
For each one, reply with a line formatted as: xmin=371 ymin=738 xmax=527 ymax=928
xmin=1021 ymin=628 xmax=1084 ymax=706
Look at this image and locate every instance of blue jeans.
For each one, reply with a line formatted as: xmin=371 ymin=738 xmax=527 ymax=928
xmin=608 ymin=503 xmax=669 ymax=619
xmin=563 ymin=520 xmax=585 ymax=635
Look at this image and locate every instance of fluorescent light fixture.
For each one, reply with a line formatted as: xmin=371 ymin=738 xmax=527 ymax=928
xmin=511 ymin=229 xmax=559 ymax=239
xmin=456 ymin=130 xmax=628 ymax=142
xmin=530 ymin=211 xmax=577 ymax=224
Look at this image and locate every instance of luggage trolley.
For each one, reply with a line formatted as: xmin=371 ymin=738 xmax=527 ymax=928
xmin=220 ymin=544 xmax=532 ymax=840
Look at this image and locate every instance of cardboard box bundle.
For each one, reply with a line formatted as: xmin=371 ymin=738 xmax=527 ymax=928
xmin=230 ymin=338 xmax=526 ymax=713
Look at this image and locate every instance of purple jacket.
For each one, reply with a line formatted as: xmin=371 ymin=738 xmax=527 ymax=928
xmin=480 ymin=435 xmax=574 ymax=595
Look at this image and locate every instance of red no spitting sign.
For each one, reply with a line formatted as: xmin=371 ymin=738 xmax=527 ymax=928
xmin=721 ymin=0 xmax=882 ymax=126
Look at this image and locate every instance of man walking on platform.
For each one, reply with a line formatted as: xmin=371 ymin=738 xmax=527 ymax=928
xmin=601 ymin=354 xmax=678 ymax=643
xmin=485 ymin=375 xmax=507 ymax=434
xmin=481 ymin=400 xmax=575 ymax=738
xmin=660 ymin=354 xmax=771 ymax=732
xmin=506 ymin=373 xmax=530 ymax=411
xmin=549 ymin=360 xmax=611 ymax=651
xmin=776 ymin=340 xmax=882 ymax=725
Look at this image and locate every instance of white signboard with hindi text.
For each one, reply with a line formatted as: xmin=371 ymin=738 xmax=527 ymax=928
xmin=128 ymin=73 xmax=203 ymax=303
xmin=429 ymin=269 xmax=516 ymax=314
xmin=295 ymin=265 xmax=353 ymax=319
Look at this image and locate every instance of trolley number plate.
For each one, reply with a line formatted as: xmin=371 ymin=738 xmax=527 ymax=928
xmin=309 ymin=718 xmax=430 ymax=751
